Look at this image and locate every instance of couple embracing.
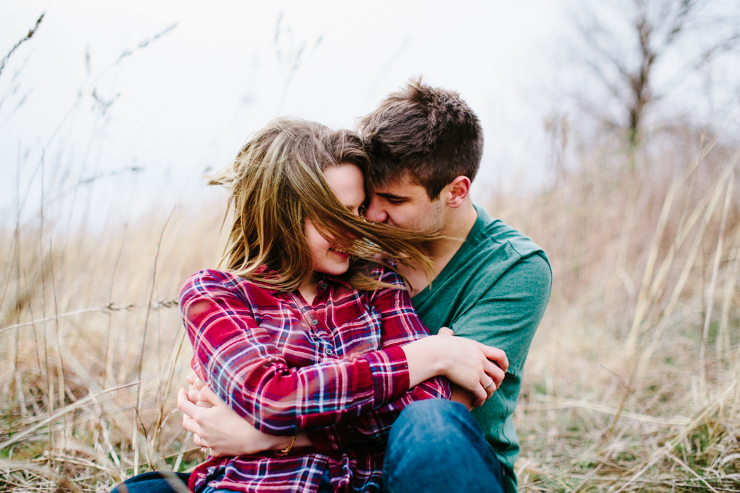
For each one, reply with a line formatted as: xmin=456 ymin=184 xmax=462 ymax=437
xmin=117 ymin=79 xmax=551 ymax=493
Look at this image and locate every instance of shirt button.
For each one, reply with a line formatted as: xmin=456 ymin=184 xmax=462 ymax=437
xmin=325 ymin=348 xmax=334 ymax=356
xmin=310 ymin=319 xmax=319 ymax=326
xmin=319 ymin=282 xmax=328 ymax=290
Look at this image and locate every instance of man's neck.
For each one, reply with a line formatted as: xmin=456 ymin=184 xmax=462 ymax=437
xmin=427 ymin=201 xmax=478 ymax=260
xmin=402 ymin=202 xmax=478 ymax=296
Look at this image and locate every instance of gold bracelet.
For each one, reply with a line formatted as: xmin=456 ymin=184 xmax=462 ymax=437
xmin=276 ymin=435 xmax=296 ymax=456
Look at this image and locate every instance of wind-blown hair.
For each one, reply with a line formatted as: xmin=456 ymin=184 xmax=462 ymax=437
xmin=357 ymin=77 xmax=483 ymax=199
xmin=209 ymin=117 xmax=435 ymax=292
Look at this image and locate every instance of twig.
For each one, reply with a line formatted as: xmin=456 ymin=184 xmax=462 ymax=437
xmin=137 ymin=208 xmax=176 ymax=383
xmin=0 ymin=299 xmax=179 ymax=335
xmin=665 ymin=452 xmax=720 ymax=493
xmin=0 ymin=382 xmax=139 ymax=450
xmin=151 ymin=327 xmax=188 ymax=453
xmin=105 ymin=241 xmax=126 ymax=387
xmin=718 ymin=226 xmax=740 ymax=364
xmin=639 ymin=152 xmax=740 ymax=376
xmin=43 ymin=23 xmax=177 ymax=150
xmin=530 ymin=395 xmax=690 ymax=426
xmin=700 ymin=172 xmax=734 ymax=399
xmin=134 ymin=208 xmax=176 ymax=475
xmin=0 ymin=13 xmax=44 ymax=77
xmin=173 ymin=431 xmax=191 ymax=473
xmin=0 ymin=458 xmax=81 ymax=493
xmin=625 ymin=128 xmax=725 ymax=349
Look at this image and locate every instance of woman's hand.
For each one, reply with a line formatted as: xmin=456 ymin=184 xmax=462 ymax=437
xmin=177 ymin=385 xmax=292 ymax=457
xmin=439 ymin=328 xmax=491 ymax=410
xmin=187 ymin=371 xmax=206 ymax=392
xmin=402 ymin=327 xmax=508 ymax=408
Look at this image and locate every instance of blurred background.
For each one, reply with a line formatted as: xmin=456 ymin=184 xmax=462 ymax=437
xmin=1 ymin=0 xmax=570 ymax=232
xmin=2 ymin=1 xmax=740 ymax=491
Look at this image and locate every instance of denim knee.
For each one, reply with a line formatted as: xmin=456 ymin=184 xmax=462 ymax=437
xmin=384 ymin=399 xmax=505 ymax=493
xmin=389 ymin=399 xmax=480 ymax=449
xmin=111 ymin=472 xmax=190 ymax=493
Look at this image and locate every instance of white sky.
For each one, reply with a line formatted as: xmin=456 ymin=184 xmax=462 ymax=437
xmin=1 ymin=0 xmax=688 ymax=233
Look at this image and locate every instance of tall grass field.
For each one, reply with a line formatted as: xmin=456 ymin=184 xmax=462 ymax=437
xmin=2 ymin=16 xmax=740 ymax=493
xmin=3 ymin=131 xmax=740 ymax=492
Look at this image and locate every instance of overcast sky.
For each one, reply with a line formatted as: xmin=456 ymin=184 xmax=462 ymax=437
xmin=1 ymin=1 xmax=576 ymax=232
xmin=3 ymin=0 xmax=703 ymax=233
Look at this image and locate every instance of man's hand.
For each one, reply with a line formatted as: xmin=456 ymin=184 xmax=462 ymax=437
xmin=177 ymin=385 xmax=291 ymax=457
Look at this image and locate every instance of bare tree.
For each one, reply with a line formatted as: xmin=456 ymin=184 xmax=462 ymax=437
xmin=570 ymin=0 xmax=740 ymax=149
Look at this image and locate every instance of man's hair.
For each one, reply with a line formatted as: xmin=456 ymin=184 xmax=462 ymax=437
xmin=357 ymin=78 xmax=484 ymax=199
xmin=208 ymin=117 xmax=435 ymax=292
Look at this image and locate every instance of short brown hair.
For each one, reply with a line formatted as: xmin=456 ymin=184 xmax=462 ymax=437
xmin=357 ymin=78 xmax=483 ymax=199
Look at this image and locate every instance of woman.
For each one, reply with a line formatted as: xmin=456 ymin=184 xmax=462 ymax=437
xmin=116 ymin=118 xmax=506 ymax=493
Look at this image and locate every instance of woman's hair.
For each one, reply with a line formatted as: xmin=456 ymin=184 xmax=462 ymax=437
xmin=209 ymin=117 xmax=435 ymax=292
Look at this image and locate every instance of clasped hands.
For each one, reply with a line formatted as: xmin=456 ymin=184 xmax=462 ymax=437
xmin=177 ymin=327 xmax=508 ymax=456
xmin=177 ymin=373 xmax=293 ymax=457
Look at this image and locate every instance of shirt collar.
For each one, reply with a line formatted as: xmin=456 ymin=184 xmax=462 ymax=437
xmin=323 ymin=273 xmax=353 ymax=289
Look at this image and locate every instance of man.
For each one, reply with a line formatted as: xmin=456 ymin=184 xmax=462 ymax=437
xmin=356 ymin=79 xmax=551 ymax=493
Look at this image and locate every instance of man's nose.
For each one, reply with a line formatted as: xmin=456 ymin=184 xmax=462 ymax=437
xmin=365 ymin=197 xmax=388 ymax=223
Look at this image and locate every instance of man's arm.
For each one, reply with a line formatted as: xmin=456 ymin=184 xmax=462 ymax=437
xmin=450 ymin=251 xmax=551 ymax=484
xmin=450 ymin=254 xmax=551 ymax=377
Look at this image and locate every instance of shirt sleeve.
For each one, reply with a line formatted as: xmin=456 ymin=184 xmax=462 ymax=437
xmin=181 ymin=269 xmax=413 ymax=435
xmin=451 ymin=253 xmax=551 ymax=377
xmin=454 ymin=253 xmax=551 ymax=449
xmin=304 ymin=268 xmax=451 ymax=452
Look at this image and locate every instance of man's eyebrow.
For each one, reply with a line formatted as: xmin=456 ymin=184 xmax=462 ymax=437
xmin=375 ymin=192 xmax=409 ymax=200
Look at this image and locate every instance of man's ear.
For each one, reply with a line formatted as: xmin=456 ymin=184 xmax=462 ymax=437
xmin=445 ymin=176 xmax=471 ymax=208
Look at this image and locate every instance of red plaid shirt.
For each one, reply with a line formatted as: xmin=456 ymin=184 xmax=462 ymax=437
xmin=180 ymin=267 xmax=450 ymax=493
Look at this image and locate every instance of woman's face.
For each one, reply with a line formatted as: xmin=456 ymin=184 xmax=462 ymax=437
xmin=304 ymin=163 xmax=365 ymax=277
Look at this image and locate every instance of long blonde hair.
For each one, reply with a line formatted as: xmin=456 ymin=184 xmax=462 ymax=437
xmin=210 ymin=117 xmax=435 ymax=292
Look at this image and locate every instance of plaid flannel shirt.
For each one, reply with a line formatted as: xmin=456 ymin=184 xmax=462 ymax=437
xmin=180 ymin=266 xmax=450 ymax=493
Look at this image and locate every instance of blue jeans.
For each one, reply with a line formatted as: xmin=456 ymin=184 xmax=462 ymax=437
xmin=112 ymin=472 xmax=190 ymax=493
xmin=383 ymin=399 xmax=505 ymax=493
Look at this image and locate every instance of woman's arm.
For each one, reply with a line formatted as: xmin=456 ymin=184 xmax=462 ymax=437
xmin=179 ymin=268 xmax=505 ymax=455
xmin=181 ymin=269 xmax=506 ymax=448
xmin=182 ymin=269 xmax=416 ymax=435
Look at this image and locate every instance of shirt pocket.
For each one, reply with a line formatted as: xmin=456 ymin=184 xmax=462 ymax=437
xmin=332 ymin=304 xmax=382 ymax=357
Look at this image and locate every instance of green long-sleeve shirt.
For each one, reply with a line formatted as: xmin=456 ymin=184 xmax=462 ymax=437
xmin=411 ymin=205 xmax=552 ymax=493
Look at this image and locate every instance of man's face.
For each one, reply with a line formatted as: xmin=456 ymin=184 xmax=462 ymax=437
xmin=365 ymin=175 xmax=445 ymax=232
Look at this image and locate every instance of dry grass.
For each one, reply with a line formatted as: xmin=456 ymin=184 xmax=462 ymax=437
xmin=500 ymin=133 xmax=740 ymax=491
xmin=2 ymin=130 xmax=739 ymax=493
xmin=0 ymin=204 xmax=226 ymax=492
xmin=3 ymin=129 xmax=740 ymax=493
xmin=4 ymin=10 xmax=737 ymax=493
xmin=1 ymin=46 xmax=740 ymax=490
